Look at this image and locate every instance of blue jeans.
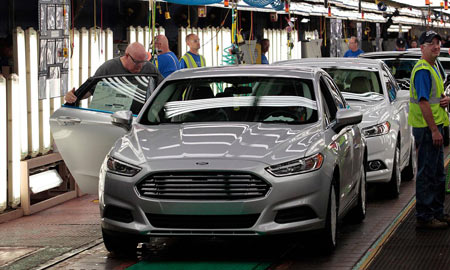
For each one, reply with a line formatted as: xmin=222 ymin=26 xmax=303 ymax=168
xmin=413 ymin=126 xmax=446 ymax=221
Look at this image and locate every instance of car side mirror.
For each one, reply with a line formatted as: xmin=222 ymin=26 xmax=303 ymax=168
xmin=111 ymin=110 xmax=133 ymax=131
xmin=332 ymin=109 xmax=363 ymax=133
xmin=397 ymin=90 xmax=410 ymax=100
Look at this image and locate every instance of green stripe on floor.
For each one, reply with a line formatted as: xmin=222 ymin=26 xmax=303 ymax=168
xmin=126 ymin=261 xmax=270 ymax=270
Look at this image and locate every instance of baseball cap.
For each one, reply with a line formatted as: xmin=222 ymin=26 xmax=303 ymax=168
xmin=396 ymin=38 xmax=406 ymax=48
xmin=419 ymin=30 xmax=442 ymax=45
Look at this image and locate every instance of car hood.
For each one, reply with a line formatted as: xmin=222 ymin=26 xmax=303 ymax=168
xmin=346 ymin=99 xmax=390 ymax=128
xmin=111 ymin=122 xmax=324 ymax=166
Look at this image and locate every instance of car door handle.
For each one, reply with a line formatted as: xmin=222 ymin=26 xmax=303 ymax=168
xmin=56 ymin=116 xmax=81 ymax=126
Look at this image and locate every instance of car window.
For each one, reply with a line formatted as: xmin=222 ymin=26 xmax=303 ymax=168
xmin=76 ymin=75 xmax=155 ymax=115
xmin=323 ymin=76 xmax=346 ymax=109
xmin=323 ymin=68 xmax=382 ymax=95
xmin=319 ymin=77 xmax=337 ymax=121
xmin=382 ymin=68 xmax=397 ymax=101
xmin=383 ymin=59 xmax=418 ymax=80
xmin=141 ymin=77 xmax=318 ymax=125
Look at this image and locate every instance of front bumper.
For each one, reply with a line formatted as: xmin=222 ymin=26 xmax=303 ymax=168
xmin=99 ymin=159 xmax=333 ymax=237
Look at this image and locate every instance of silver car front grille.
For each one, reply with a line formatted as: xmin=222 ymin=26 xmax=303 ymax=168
xmin=136 ymin=172 xmax=271 ymax=200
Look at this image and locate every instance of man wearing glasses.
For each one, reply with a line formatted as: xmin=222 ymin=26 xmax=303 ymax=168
xmin=409 ymin=30 xmax=450 ymax=229
xmin=65 ymin=42 xmax=164 ymax=103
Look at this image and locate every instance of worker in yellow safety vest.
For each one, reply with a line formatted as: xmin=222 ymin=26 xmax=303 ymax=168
xmin=409 ymin=30 xmax=450 ymax=230
xmin=179 ymin=33 xmax=206 ymax=69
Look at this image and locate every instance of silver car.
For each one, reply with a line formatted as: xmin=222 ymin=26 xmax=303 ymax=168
xmin=277 ymin=58 xmax=416 ymax=197
xmin=50 ymin=65 xmax=366 ymax=255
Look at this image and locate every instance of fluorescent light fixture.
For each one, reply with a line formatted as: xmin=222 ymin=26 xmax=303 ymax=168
xmin=181 ymin=27 xmax=188 ymax=56
xmin=89 ymin=27 xmax=100 ymax=79
xmin=70 ymin=29 xmax=80 ymax=90
xmin=106 ymin=29 xmax=114 ymax=61
xmin=0 ymin=75 xmax=6 ymax=212
xmin=301 ymin=18 xmax=310 ymax=23
xmin=80 ymin=28 xmax=89 ymax=108
xmin=7 ymin=74 xmax=21 ymax=208
xmin=144 ymin=26 xmax=150 ymax=52
xmin=41 ymin=88 xmax=51 ymax=153
xmin=26 ymin=28 xmax=40 ymax=157
xmin=137 ymin=26 xmax=144 ymax=46
xmin=15 ymin=27 xmax=28 ymax=159
xmin=128 ymin=26 xmax=136 ymax=44
xmin=29 ymin=169 xmax=63 ymax=194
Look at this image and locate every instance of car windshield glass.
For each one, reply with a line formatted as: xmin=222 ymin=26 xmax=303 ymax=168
xmin=77 ymin=75 xmax=155 ymax=115
xmin=439 ymin=57 xmax=450 ymax=71
xmin=323 ymin=68 xmax=383 ymax=99
xmin=382 ymin=59 xmax=418 ymax=80
xmin=140 ymin=77 xmax=318 ymax=125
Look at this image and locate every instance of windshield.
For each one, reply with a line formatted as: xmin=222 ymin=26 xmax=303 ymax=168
xmin=323 ymin=68 xmax=383 ymax=95
xmin=439 ymin=57 xmax=450 ymax=72
xmin=140 ymin=77 xmax=318 ymax=125
xmin=383 ymin=59 xmax=418 ymax=80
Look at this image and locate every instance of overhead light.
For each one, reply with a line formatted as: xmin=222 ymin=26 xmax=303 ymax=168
xmin=7 ymin=74 xmax=21 ymax=208
xmin=26 ymin=28 xmax=40 ymax=157
xmin=29 ymin=169 xmax=63 ymax=194
xmin=0 ymin=76 xmax=6 ymax=212
xmin=301 ymin=18 xmax=310 ymax=23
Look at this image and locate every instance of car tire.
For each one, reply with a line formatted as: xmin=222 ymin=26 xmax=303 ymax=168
xmin=102 ymin=228 xmax=138 ymax=257
xmin=401 ymin=140 xmax=416 ymax=182
xmin=444 ymin=126 xmax=449 ymax=147
xmin=320 ymin=182 xmax=338 ymax=253
xmin=348 ymin=162 xmax=367 ymax=223
xmin=387 ymin=143 xmax=401 ymax=198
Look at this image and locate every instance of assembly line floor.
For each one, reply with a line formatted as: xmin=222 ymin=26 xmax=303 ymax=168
xmin=2 ymin=148 xmax=450 ymax=269
xmin=2 ymin=179 xmax=438 ymax=270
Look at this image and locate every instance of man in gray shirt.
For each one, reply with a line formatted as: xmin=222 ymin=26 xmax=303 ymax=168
xmin=65 ymin=42 xmax=164 ymax=102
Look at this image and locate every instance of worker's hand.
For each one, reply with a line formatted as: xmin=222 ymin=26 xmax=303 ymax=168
xmin=64 ymin=88 xmax=77 ymax=103
xmin=432 ymin=129 xmax=444 ymax=147
xmin=440 ymin=94 xmax=450 ymax=108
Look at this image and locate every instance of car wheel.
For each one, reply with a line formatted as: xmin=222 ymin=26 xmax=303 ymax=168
xmin=348 ymin=162 xmax=367 ymax=223
xmin=401 ymin=140 xmax=417 ymax=182
xmin=387 ymin=143 xmax=401 ymax=198
xmin=320 ymin=182 xmax=338 ymax=253
xmin=444 ymin=126 xmax=449 ymax=147
xmin=102 ymin=228 xmax=138 ymax=257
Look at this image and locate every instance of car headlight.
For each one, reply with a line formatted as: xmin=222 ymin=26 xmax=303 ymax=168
xmin=266 ymin=153 xmax=324 ymax=177
xmin=362 ymin=121 xmax=390 ymax=137
xmin=106 ymin=156 xmax=141 ymax=177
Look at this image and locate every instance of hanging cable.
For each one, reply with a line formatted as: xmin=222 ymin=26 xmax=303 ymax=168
xmin=248 ymin=11 xmax=254 ymax=64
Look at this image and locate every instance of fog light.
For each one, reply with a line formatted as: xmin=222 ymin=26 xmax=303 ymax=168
xmin=368 ymin=160 xmax=387 ymax=171
xmin=369 ymin=161 xmax=381 ymax=170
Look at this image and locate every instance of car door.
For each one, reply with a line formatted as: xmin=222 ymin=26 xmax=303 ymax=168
xmin=50 ymin=74 xmax=156 ymax=194
xmin=319 ymin=75 xmax=356 ymax=208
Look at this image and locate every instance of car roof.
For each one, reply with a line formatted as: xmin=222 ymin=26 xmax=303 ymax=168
xmin=275 ymin=57 xmax=382 ymax=71
xmin=359 ymin=50 xmax=422 ymax=59
xmin=166 ymin=65 xmax=320 ymax=81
